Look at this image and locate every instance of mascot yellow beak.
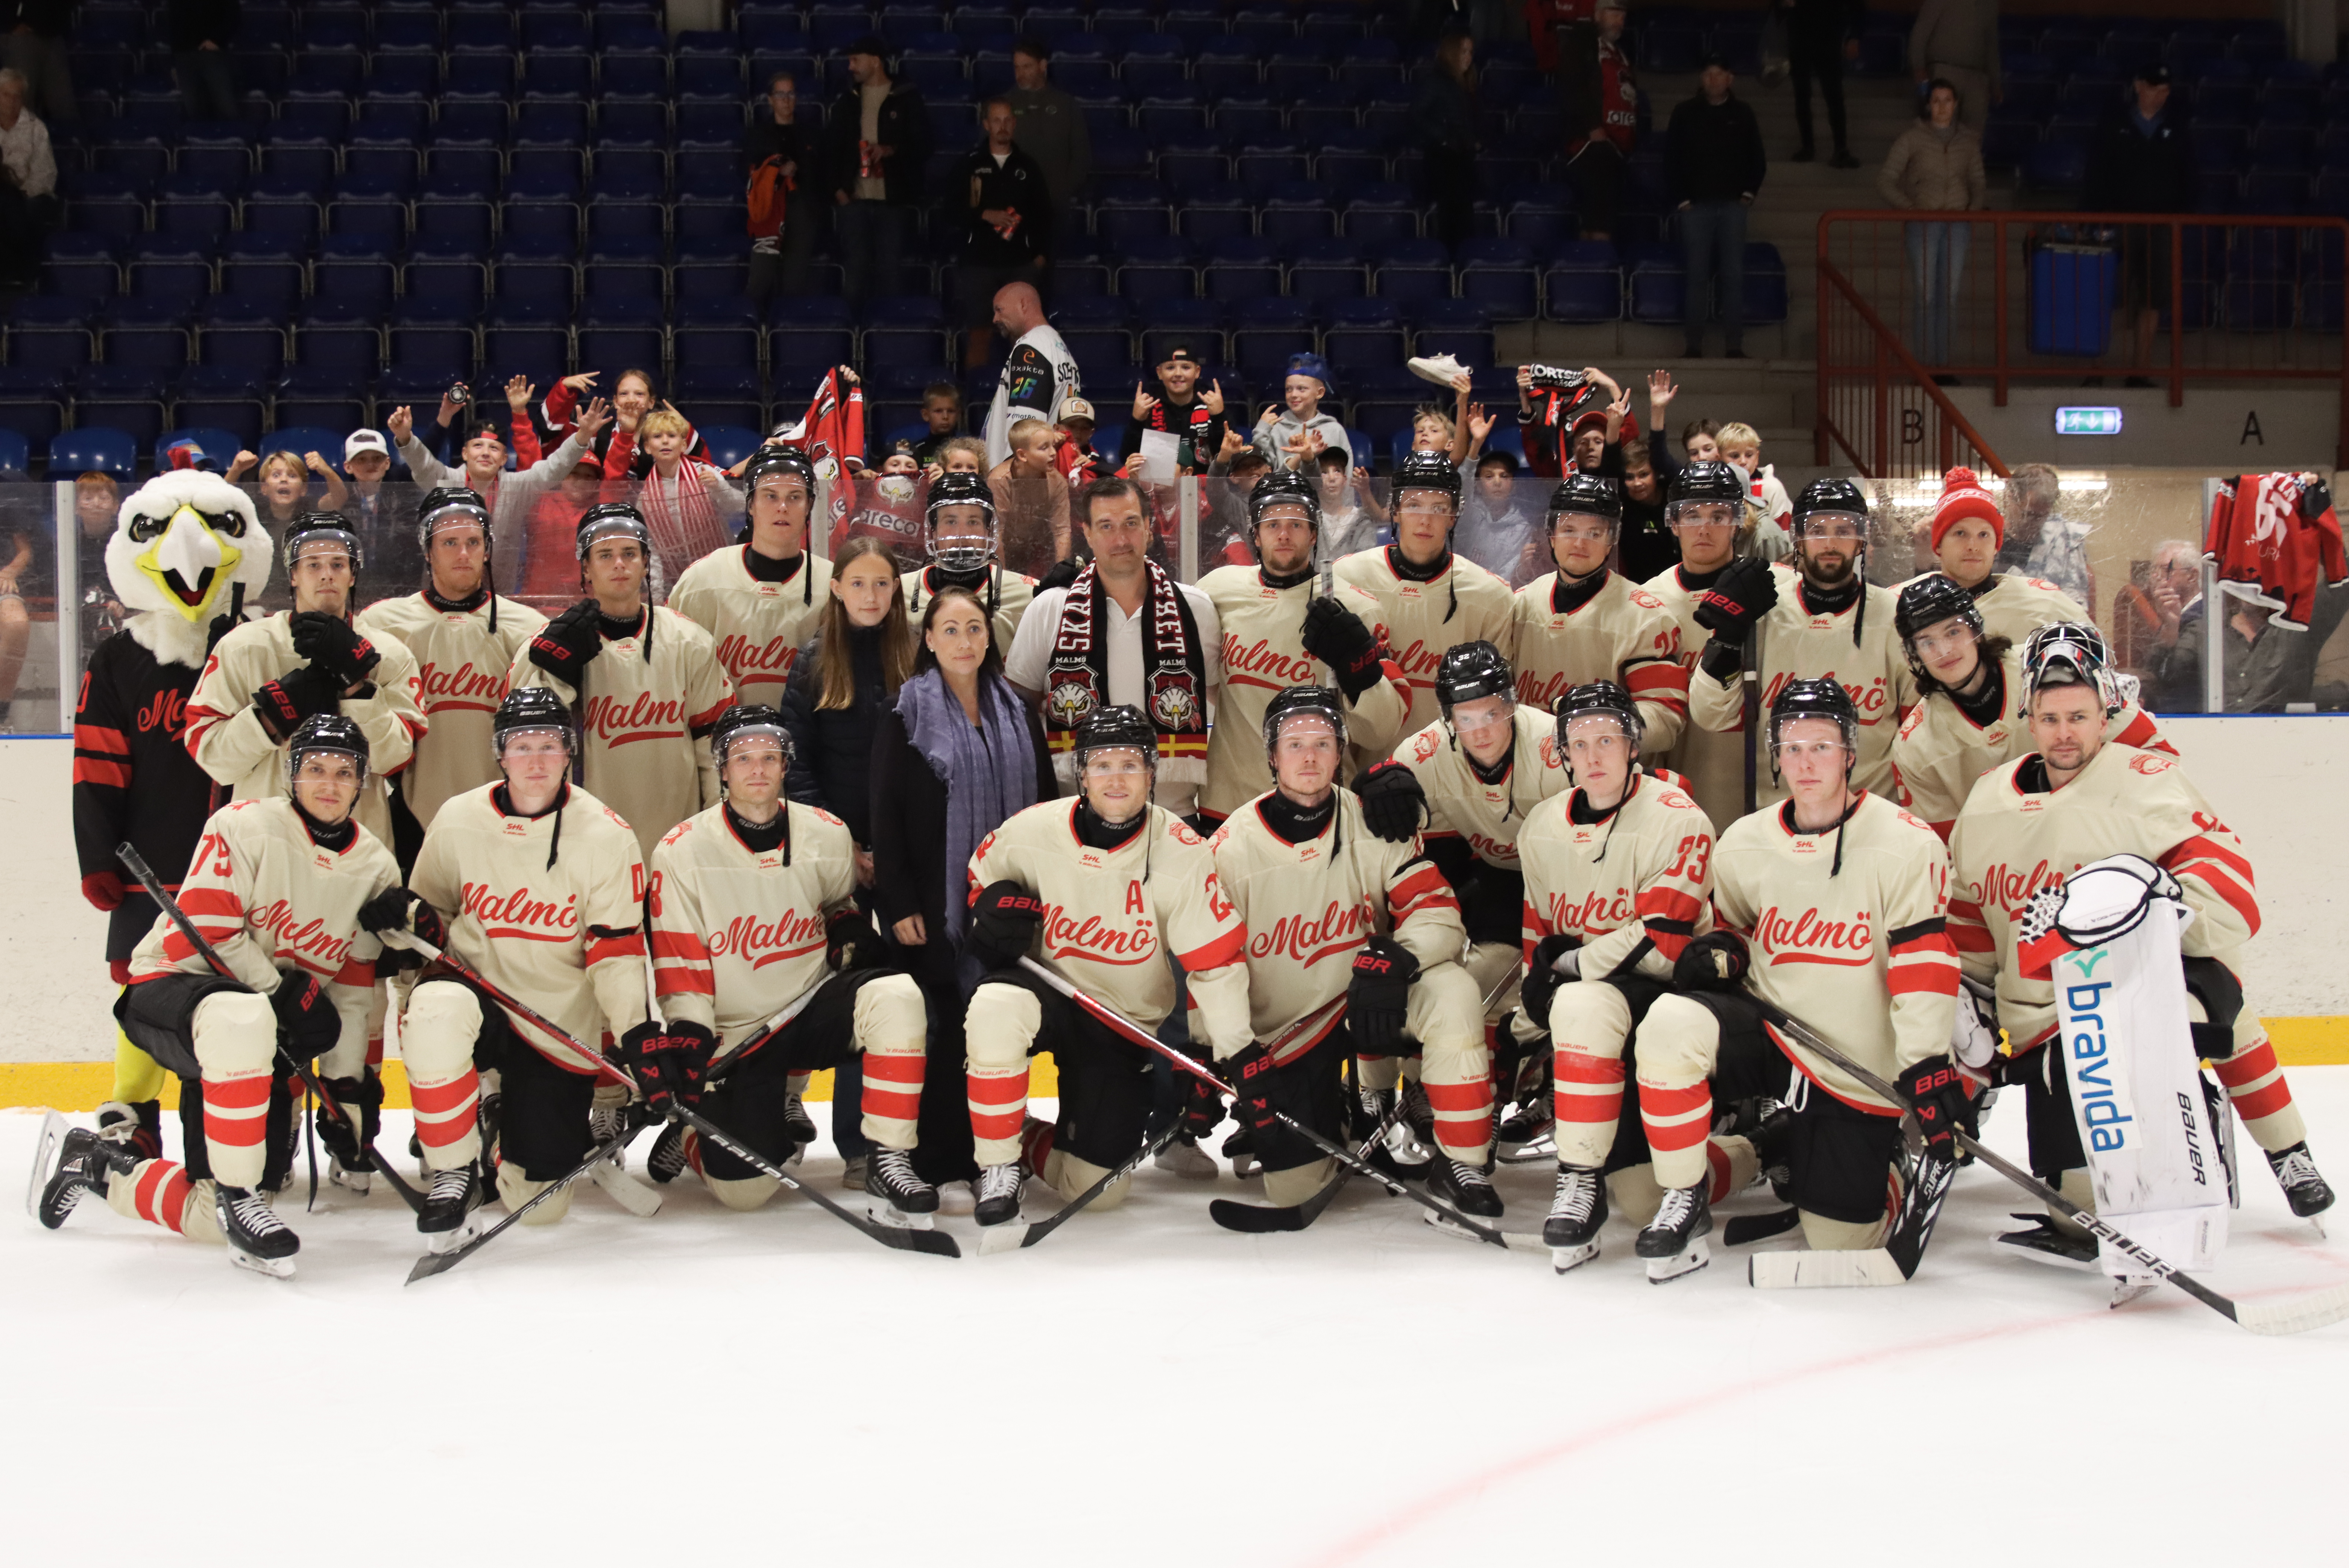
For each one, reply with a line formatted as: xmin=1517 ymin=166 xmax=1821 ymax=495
xmin=135 ymin=504 xmax=245 ymax=622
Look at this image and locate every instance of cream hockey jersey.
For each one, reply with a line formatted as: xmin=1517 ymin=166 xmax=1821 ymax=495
xmin=1689 ymin=578 xmax=1915 ymax=804
xmin=128 ymin=797 xmax=399 ymax=1066
xmin=1712 ymin=791 xmax=1960 ymax=1113
xmin=1198 ymin=563 xmax=1411 ymax=820
xmin=1641 ymin=563 xmax=1761 ymax=835
xmin=1209 ymin=790 xmax=1464 ymax=1058
xmin=410 ymin=781 xmax=651 ymax=1068
xmin=900 ymin=563 xmax=1037 ymax=667
xmin=184 ymin=610 xmax=428 ymax=847
xmin=1509 ymin=570 xmax=1688 ymax=753
xmin=1900 ymin=571 xmax=2090 ymax=648
xmin=1890 ymin=648 xmax=2174 ymax=839
xmin=507 ymin=605 xmax=736 ymax=862
xmin=1948 ymin=743 xmax=2258 ymax=1052
xmin=1392 ymin=705 xmax=1573 ymax=871
xmin=667 ymin=545 xmax=835 ymax=709
xmin=1332 ymin=545 xmax=1518 ymax=735
xmin=1517 ymin=771 xmax=1716 ymax=982
xmin=649 ymin=801 xmax=858 ymax=1047
xmin=355 ymin=593 xmax=547 ymax=829
xmin=966 ymin=798 xmax=1250 ymax=1049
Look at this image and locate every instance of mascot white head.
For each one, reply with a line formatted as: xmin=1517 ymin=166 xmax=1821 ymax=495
xmin=108 ymin=469 xmax=273 ymax=671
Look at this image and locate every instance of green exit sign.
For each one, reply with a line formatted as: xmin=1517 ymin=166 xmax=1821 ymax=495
xmin=2055 ymin=407 xmax=2123 ymax=435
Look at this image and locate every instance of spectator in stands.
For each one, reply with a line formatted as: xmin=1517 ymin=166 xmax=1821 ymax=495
xmin=1998 ymin=462 xmax=2094 ymax=606
xmin=1121 ymin=345 xmax=1226 ymax=476
xmin=1908 ymin=0 xmax=2000 ymax=132
xmin=1615 ymin=372 xmax=1686 ymax=580
xmin=1878 ymin=79 xmax=1986 ymax=381
xmin=1006 ymin=37 xmax=1092 ymax=247
xmin=1054 ymin=397 xmax=1107 ymax=485
xmin=1777 ymin=0 xmax=1863 ymax=167
xmin=1456 ymin=451 xmax=1541 ymax=586
xmin=604 ymin=408 xmax=747 ymax=592
xmin=747 ymin=71 xmax=820 ymax=305
xmin=990 ymin=418 xmax=1072 ymax=576
xmin=1412 ymin=25 xmax=1481 ymax=252
xmin=164 ymin=0 xmax=237 ymax=121
xmin=544 ymin=370 xmax=709 ymax=476
xmin=2082 ymin=64 xmax=2192 ymax=385
xmin=2114 ymin=537 xmax=2199 ymax=684
xmin=228 ymin=449 xmax=348 ymax=545
xmin=1315 ymin=448 xmax=1383 ymax=560
xmin=1715 ymin=422 xmax=1793 ymax=535
xmin=1564 ymin=0 xmax=1638 ymax=242
xmin=956 ymin=98 xmax=1055 ymax=370
xmin=981 ymin=280 xmax=1078 ymax=469
xmin=1667 ymin=56 xmax=1767 ymax=359
xmin=0 ymin=65 xmax=50 ymax=287
xmin=1255 ymin=352 xmax=1351 ymax=474
xmin=390 ymin=397 xmax=609 ymax=590
xmin=518 ymin=458 xmax=609 ymax=607
xmin=0 ymin=495 xmax=30 ymax=729
xmin=827 ymin=36 xmax=931 ymax=306
xmin=1 ymin=3 xmax=73 ymax=127
xmin=930 ymin=435 xmax=987 ymax=483
xmin=1681 ymin=419 xmax=1720 ymax=460
xmin=338 ymin=430 xmax=422 ymax=591
xmin=912 ymin=382 xmax=964 ymax=467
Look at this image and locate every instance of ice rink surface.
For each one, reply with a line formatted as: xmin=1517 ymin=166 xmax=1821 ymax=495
xmin=9 ymin=1073 xmax=2349 ymax=1567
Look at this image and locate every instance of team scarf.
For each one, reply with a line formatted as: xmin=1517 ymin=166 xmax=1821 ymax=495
xmin=775 ymin=367 xmax=869 ymax=544
xmin=638 ymin=459 xmax=734 ymax=586
xmin=1042 ymin=560 xmax=1208 ymax=787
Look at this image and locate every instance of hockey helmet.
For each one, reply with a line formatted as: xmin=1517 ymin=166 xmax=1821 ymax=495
xmin=1434 ymin=639 xmax=1515 ymax=726
xmin=924 ymin=471 xmax=999 ymax=577
xmin=283 ymin=512 xmax=364 ymax=572
xmin=743 ymin=445 xmax=820 ymax=504
xmin=1767 ymin=677 xmax=1859 ymax=757
xmin=1546 ymin=472 xmax=1623 ymax=533
xmin=1072 ymin=703 xmax=1159 ymax=780
xmin=1553 ymin=680 xmax=1643 ymax=760
xmin=284 ymin=711 xmax=370 ymax=792
xmin=1893 ymin=572 xmax=1986 ymax=680
xmin=415 ymin=486 xmax=492 ymax=552
xmin=1665 ymin=460 xmax=1745 ymax=519
xmin=492 ymin=686 xmax=577 ymax=758
xmin=1262 ymin=683 xmax=1348 ymax=760
xmin=710 ymin=703 xmax=796 ymax=770
xmin=1246 ymin=469 xmax=1322 ymax=546
xmin=1391 ymin=450 xmax=1464 ymax=513
xmin=575 ymin=501 xmax=651 ymax=561
xmin=2021 ymin=621 xmax=2124 ymax=719
xmin=1792 ymin=476 xmax=1870 ymax=538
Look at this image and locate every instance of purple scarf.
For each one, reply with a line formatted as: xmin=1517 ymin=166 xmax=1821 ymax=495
xmin=895 ymin=666 xmax=1039 ymax=946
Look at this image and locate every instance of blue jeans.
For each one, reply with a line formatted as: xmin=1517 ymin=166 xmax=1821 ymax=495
xmin=835 ymin=199 xmax=910 ymax=304
xmin=1680 ymin=199 xmax=1746 ymax=351
xmin=1906 ymin=220 xmax=1971 ymax=367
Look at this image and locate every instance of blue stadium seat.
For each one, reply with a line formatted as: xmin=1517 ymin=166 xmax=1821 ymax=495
xmin=1373 ymin=239 xmax=1452 ymax=307
xmin=1322 ymin=298 xmax=1405 ymax=377
xmin=1343 ymin=200 xmax=1420 ymax=246
xmin=1230 ymin=297 xmax=1315 ymax=383
xmin=1118 ymin=250 xmax=1200 ymax=307
xmin=1261 ymin=194 xmax=1338 ymax=247
xmin=1411 ymin=299 xmax=1493 ymax=365
xmin=1175 ymin=199 xmax=1252 ymax=246
xmin=1286 ymin=237 xmax=1367 ymax=302
xmin=48 ymin=427 xmax=139 ymax=477
xmin=1206 ymin=237 xmax=1282 ymax=304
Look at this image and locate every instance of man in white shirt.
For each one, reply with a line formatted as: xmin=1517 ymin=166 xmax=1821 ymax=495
xmin=982 ymin=280 xmax=1079 ymax=469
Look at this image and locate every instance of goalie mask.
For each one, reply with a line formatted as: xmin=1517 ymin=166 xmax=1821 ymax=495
xmin=924 ymin=472 xmax=999 ymax=579
xmin=2023 ymin=621 xmax=2125 ymax=719
xmin=106 ymin=469 xmax=273 ymax=668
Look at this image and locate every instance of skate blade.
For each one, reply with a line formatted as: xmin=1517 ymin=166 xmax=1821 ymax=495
xmin=1497 ymin=1135 xmax=1557 ymax=1165
xmin=1420 ymin=1207 xmax=1504 ymax=1242
xmin=2309 ymin=1214 xmax=2329 ymax=1240
xmin=23 ymin=1110 xmax=67 ymax=1223
xmin=1644 ymin=1237 xmax=1710 ymax=1284
xmin=424 ymin=1211 xmax=486 ymax=1255
xmin=329 ymin=1160 xmax=372 ymax=1197
xmin=2109 ymin=1277 xmax=2161 ymax=1310
xmin=974 ymin=1220 xmax=1032 ymax=1255
xmin=863 ymin=1198 xmax=936 ymax=1231
xmin=1548 ymin=1240 xmax=1599 ymax=1274
xmin=1995 ymin=1228 xmax=2099 ymax=1272
xmin=228 ymin=1248 xmax=297 ymax=1280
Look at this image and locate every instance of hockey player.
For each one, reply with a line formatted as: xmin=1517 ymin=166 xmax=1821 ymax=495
xmin=39 ymin=716 xmax=401 ymax=1275
xmin=1906 ymin=467 xmax=2089 ymax=646
xmin=184 ymin=513 xmax=428 ymax=847
xmin=1198 ymin=470 xmax=1411 ymax=823
xmin=1208 ymin=687 xmax=1496 ymax=1211
xmin=1640 ymin=460 xmax=1763 ymax=833
xmin=1890 ymin=577 xmax=2170 ymax=839
xmin=1629 ymin=680 xmax=1962 ymax=1274
xmin=1687 ymin=476 xmax=1914 ymax=804
xmin=395 ymin=687 xmax=654 ymax=1239
xmin=1512 ymin=682 xmax=1754 ymax=1267
xmin=73 ymin=468 xmax=275 ymax=1162
xmin=899 ymin=471 xmax=1036 ymax=657
xmin=511 ymin=501 xmax=737 ymax=861
xmin=1332 ymin=449 xmax=1517 ymax=734
xmin=354 ymin=487 xmax=548 ymax=861
xmin=645 ymin=705 xmax=937 ymax=1220
xmin=668 ymin=447 xmax=834 ymax=707
xmin=1948 ymin=627 xmax=2334 ymax=1245
xmin=958 ymin=705 xmax=1251 ymax=1224
xmin=1509 ymin=471 xmax=1688 ymax=748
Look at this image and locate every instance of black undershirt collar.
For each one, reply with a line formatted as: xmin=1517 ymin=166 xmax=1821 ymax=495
xmin=1387 ymin=544 xmax=1451 ymax=583
xmin=1952 ymin=662 xmax=2006 ymax=726
xmin=725 ymin=801 xmax=787 ymax=854
xmin=291 ymin=799 xmax=357 ymax=852
xmin=1797 ymin=577 xmax=1860 ymax=618
xmin=1075 ymin=800 xmax=1148 ymax=851
xmin=425 ymin=584 xmax=490 ymax=614
xmin=1260 ymin=563 xmax=1316 ymax=591
xmin=1550 ymin=566 xmax=1610 ymax=614
xmin=743 ymin=546 xmax=804 ymax=585
xmin=1259 ymin=790 xmax=1335 ymax=845
xmin=493 ymin=783 xmax=570 ymax=821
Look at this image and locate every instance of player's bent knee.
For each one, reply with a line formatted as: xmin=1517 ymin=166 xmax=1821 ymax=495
xmin=703 ymin=1172 xmax=779 ymax=1211
xmin=189 ymin=991 xmax=277 ymax=1075
xmin=964 ymin=982 xmax=1041 ymax=1072
xmin=1552 ymin=980 xmax=1634 ymax=1054
xmin=1046 ymin=1148 xmax=1130 ymax=1210
xmin=1263 ymin=1156 xmax=1337 ymax=1207
xmin=1635 ymin=994 xmax=1721 ymax=1082
xmin=1799 ymin=1209 xmax=1887 ymax=1251
xmin=497 ymin=1162 xmax=573 ymax=1224
xmin=853 ymin=973 xmax=928 ymax=1049
xmin=1608 ymin=1163 xmax=1664 ymax=1228
xmin=402 ymin=982 xmax=484 ymax=1079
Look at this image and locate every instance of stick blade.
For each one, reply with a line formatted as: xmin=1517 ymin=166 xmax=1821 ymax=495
xmin=1748 ymin=1249 xmax=1910 ymax=1289
xmin=974 ymin=1221 xmax=1031 ymax=1255
xmin=405 ymin=1249 xmax=462 ymax=1285
xmin=2232 ymin=1283 xmax=2349 ymax=1337
xmin=1209 ymin=1197 xmax=1310 ymax=1234
xmin=875 ymin=1223 xmax=962 ymax=1258
xmin=589 ymin=1160 xmax=663 ymax=1218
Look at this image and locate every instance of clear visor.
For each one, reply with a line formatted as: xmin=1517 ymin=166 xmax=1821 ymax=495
xmin=287 ymin=744 xmax=368 ymax=786
xmin=578 ymin=518 xmax=649 ymax=558
xmin=286 ymin=531 xmax=360 ymax=567
xmin=496 ymin=724 xmax=575 ymax=757
xmin=423 ymin=508 xmax=490 ymax=541
xmin=718 ymin=725 xmax=792 ymax=765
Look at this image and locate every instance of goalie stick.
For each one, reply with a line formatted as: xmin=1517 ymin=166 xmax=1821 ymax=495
xmin=1016 ymin=957 xmax=1549 ymax=1256
xmin=117 ymin=843 xmax=427 ymax=1215
xmin=1750 ymin=998 xmax=2349 ymax=1335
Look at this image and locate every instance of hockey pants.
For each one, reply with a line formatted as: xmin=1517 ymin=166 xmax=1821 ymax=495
xmin=1347 ymin=961 xmax=1494 ymax=1163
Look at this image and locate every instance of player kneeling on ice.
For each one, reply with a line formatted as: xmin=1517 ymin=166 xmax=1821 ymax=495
xmin=394 ymin=687 xmax=655 ymax=1245
xmin=1949 ymin=627 xmax=2333 ymax=1265
xmin=1625 ymin=680 xmax=1963 ymax=1280
xmin=959 ymin=705 xmax=1251 ymax=1226
xmin=643 ymin=706 xmax=935 ymax=1222
xmin=1206 ymin=687 xmax=1487 ymax=1213
xmin=1514 ymin=682 xmax=1768 ymax=1273
xmin=39 ymin=716 xmax=400 ymax=1277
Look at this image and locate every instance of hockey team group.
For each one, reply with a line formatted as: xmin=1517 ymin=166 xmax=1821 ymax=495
xmin=29 ymin=433 xmax=2341 ymax=1311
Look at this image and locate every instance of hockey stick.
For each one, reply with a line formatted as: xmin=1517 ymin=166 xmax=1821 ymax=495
xmin=670 ymin=1103 xmax=961 ymax=1258
xmin=1209 ymin=1091 xmax=1401 ymax=1234
xmin=403 ymin=1120 xmax=638 ymax=1284
xmin=700 ymin=984 xmax=825 ymax=1086
xmin=975 ymin=1117 xmax=1187 ymax=1255
xmin=1750 ymin=997 xmax=2349 ymax=1334
xmin=117 ymin=843 xmax=427 ymax=1214
xmin=1016 ymin=957 xmax=1547 ymax=1255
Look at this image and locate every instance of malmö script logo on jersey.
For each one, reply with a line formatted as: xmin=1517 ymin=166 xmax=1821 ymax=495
xmin=462 ymin=881 xmax=580 ymax=943
xmin=137 ymin=686 xmax=190 ymax=739
xmin=249 ymin=899 xmax=355 ymax=968
xmin=708 ymin=910 xmax=827 ymax=968
xmin=1542 ymin=886 xmax=1637 ymax=938
xmin=418 ymin=659 xmax=507 ymax=714
xmin=584 ymin=691 xmax=686 ymax=747
xmin=1753 ymin=903 xmax=1874 ymax=967
xmin=1251 ymin=899 xmax=1372 ymax=968
xmin=1971 ymin=858 xmax=2064 ymax=916
xmin=715 ymin=632 xmax=802 ymax=686
xmin=1761 ymin=669 xmax=1889 ymax=719
xmin=1222 ymin=630 xmax=1315 ymax=688
xmin=1043 ymin=901 xmax=1158 ymax=965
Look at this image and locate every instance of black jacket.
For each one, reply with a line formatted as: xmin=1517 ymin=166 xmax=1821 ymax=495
xmin=1411 ymin=62 xmax=1479 ymax=156
xmin=745 ymin=118 xmax=818 ymax=197
xmin=2081 ymin=100 xmax=2193 ymax=215
xmin=825 ymin=79 xmax=933 ymax=207
xmin=166 ymin=0 xmax=240 ymax=51
xmin=868 ymin=688 xmax=1054 ymax=940
xmin=777 ymin=624 xmax=891 ymax=846
xmin=957 ymin=143 xmax=1055 ymax=266
xmin=1665 ymin=92 xmax=1767 ymax=205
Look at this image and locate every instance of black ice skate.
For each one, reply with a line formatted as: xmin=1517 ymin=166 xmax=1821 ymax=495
xmin=782 ymin=1089 xmax=818 ymax=1148
xmin=587 ymin=1104 xmax=629 ymax=1169
xmin=864 ymin=1148 xmax=940 ymax=1227
xmin=1495 ymin=1097 xmax=1556 ymax=1164
xmin=32 ymin=1123 xmax=138 ymax=1230
xmin=1424 ymin=1154 xmax=1503 ymax=1230
xmin=417 ymin=1165 xmax=484 ymax=1253
xmin=647 ymin=1122 xmax=691 ymax=1184
xmin=974 ymin=1161 xmax=1026 ymax=1227
xmin=1222 ymin=1120 xmax=1260 ymax=1180
xmin=1399 ymin=1078 xmax=1436 ymax=1147
xmin=1636 ymin=1182 xmax=1711 ymax=1283
xmin=2267 ymin=1142 xmax=2335 ymax=1233
xmin=1543 ymin=1163 xmax=1607 ymax=1271
xmin=216 ymin=1185 xmax=300 ymax=1278
xmin=1995 ymin=1214 xmax=2099 ymax=1270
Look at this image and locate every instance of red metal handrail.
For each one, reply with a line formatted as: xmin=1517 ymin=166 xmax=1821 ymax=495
xmin=1814 ymin=257 xmax=2011 ymax=478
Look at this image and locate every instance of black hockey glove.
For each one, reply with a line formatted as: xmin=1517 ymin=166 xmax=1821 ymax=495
xmin=1300 ymin=595 xmax=1384 ymax=700
xmin=270 ymin=972 xmax=340 ymax=1057
xmin=1690 ymin=557 xmax=1778 ymax=643
xmin=1221 ymin=1040 xmax=1279 ymax=1137
xmin=1896 ymin=1056 xmax=1972 ymax=1160
xmin=251 ymin=663 xmax=344 ymax=743
xmin=1034 ymin=558 xmax=1082 ymax=596
xmin=620 ymin=1019 xmax=716 ymax=1118
xmin=290 ymin=609 xmax=381 ymax=686
xmin=826 ymin=908 xmax=875 ymax=973
xmin=316 ymin=1069 xmax=384 ymax=1168
xmin=1672 ymin=930 xmax=1749 ymax=993
xmin=1518 ymin=935 xmax=1582 ymax=1035
xmin=528 ymin=601 xmax=605 ymax=686
xmin=1353 ymin=759 xmax=1427 ymax=843
xmin=966 ymin=880 xmax=1048 ymax=969
xmin=1454 ymin=866 xmax=1525 ymax=947
xmin=1179 ymin=1070 xmax=1225 ymax=1141
xmin=1348 ymin=937 xmax=1419 ymax=1053
xmin=356 ymin=887 xmax=447 ymax=949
